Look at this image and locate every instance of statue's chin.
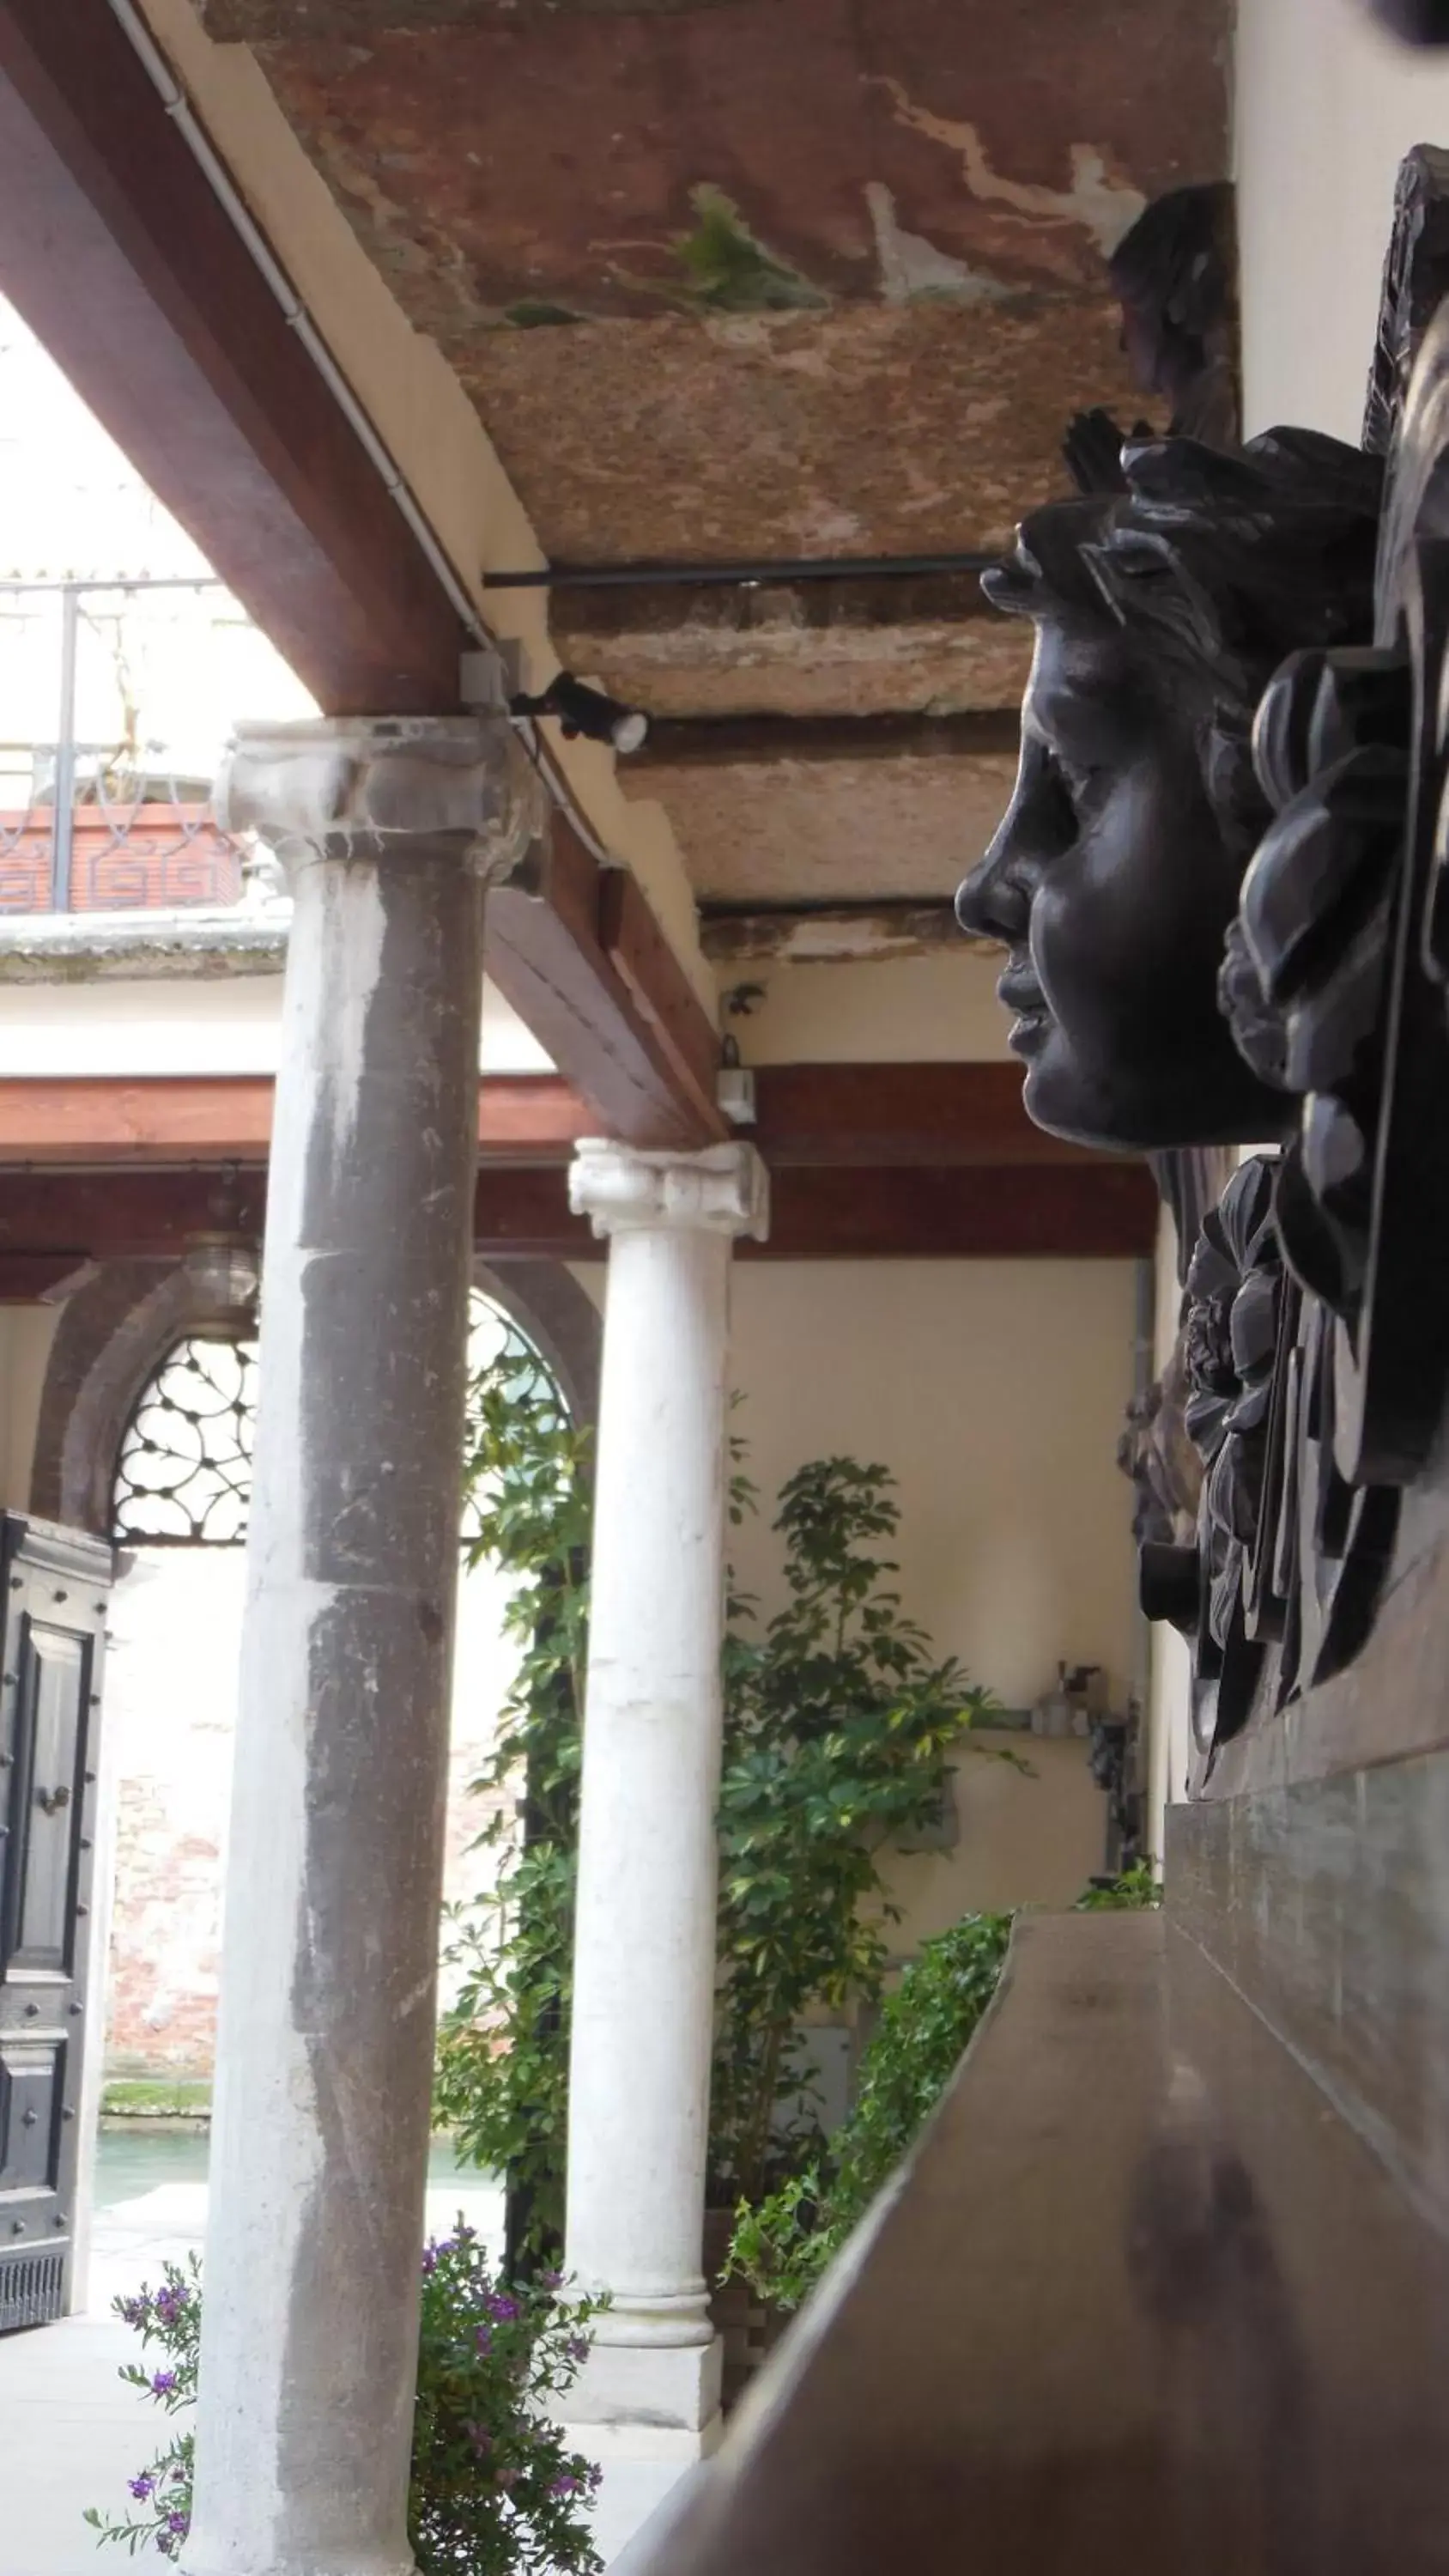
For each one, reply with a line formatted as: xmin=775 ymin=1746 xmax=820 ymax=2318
xmin=1018 ymin=1044 xmax=1143 ymax=1155
xmin=1023 ymin=1042 xmax=1294 ymax=1156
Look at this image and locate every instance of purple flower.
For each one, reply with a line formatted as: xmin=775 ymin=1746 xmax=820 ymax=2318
xmin=589 ymin=2464 xmax=604 ymax=2492
xmin=539 ymin=2269 xmax=563 ymax=2292
xmin=464 ymin=2421 xmax=493 ymax=2455
xmin=128 ymin=2475 xmax=155 ymax=2501
xmin=566 ymin=2336 xmax=589 ymax=2365
xmin=151 ymin=2371 xmax=178 ymax=2397
xmin=421 ymin=2250 xmax=438 ymax=2275
xmin=167 ymin=2511 xmax=190 ymax=2537
xmin=549 ymin=2474 xmax=583 ymax=2499
xmin=487 ymin=2292 xmax=520 ymax=2323
xmin=474 ymin=2324 xmax=493 ymax=2354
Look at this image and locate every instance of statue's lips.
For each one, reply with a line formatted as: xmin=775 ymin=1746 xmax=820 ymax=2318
xmin=997 ymin=963 xmax=1051 ymax=1054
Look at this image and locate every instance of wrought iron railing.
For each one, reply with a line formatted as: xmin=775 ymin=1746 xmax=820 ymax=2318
xmin=0 ymin=577 xmax=262 ymax=914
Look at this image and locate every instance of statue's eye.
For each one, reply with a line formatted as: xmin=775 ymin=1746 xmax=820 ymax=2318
xmin=1052 ymin=752 xmax=1104 ymax=810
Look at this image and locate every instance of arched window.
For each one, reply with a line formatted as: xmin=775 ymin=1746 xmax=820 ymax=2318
xmin=112 ymin=1334 xmax=257 ymax=1544
xmin=110 ymin=1293 xmax=558 ymax=1546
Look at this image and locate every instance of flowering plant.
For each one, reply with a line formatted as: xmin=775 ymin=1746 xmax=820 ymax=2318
xmin=86 ymin=2224 xmax=604 ymax=2573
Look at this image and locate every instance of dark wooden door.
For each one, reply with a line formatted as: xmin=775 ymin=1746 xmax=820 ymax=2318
xmin=0 ymin=1516 xmax=111 ymax=2332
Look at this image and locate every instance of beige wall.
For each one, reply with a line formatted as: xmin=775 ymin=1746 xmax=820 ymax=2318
xmin=725 ymin=1258 xmax=1137 ymax=1937
xmin=727 ymin=951 xmax=1011 ymax=1066
xmin=1236 ymin=0 xmax=1449 ymax=440
xmin=574 ymin=1250 xmax=1135 ymax=1927
xmin=0 ymin=1303 xmax=59 ymax=1514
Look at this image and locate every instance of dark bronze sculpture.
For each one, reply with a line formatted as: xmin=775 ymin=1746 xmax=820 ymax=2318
xmin=970 ymin=146 xmax=1449 ymax=1764
xmin=1064 ymin=181 xmax=1239 ymax=495
xmin=955 ymin=432 xmax=1383 ymax=1152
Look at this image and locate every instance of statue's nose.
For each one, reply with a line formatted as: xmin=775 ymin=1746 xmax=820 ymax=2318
xmin=956 ymin=833 xmax=1030 ymax=943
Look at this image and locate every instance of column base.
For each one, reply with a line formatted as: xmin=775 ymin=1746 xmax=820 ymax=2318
xmin=564 ymin=2332 xmax=724 ymax=2432
xmin=558 ymin=2344 xmax=724 ymax=2568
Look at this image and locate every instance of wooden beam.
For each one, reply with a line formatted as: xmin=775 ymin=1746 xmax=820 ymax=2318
xmin=0 ymin=0 xmax=465 ymax=713
xmin=597 ymin=866 xmax=725 ymax=1137
xmin=485 ymin=818 xmax=723 ymax=1149
xmin=0 ymin=1072 xmax=593 ymax=1164
xmin=0 ymin=1062 xmax=1139 ymax=1175
xmin=703 ymin=904 xmax=975 ymax=964
xmin=0 ymin=1159 xmax=1156 ymax=1263
xmin=0 ymin=1251 xmax=97 ymax=1301
xmin=752 ymin=1064 xmax=1117 ymax=1169
xmin=633 ymin=712 xmax=1021 ymax=769
xmin=0 ymin=8 xmax=724 ymax=1143
xmin=759 ymin=1163 xmax=1156 ymax=1259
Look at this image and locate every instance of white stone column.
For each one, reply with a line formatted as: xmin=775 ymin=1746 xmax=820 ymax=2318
xmin=185 ymin=716 xmax=542 ymax=2576
xmin=563 ymin=1139 xmax=768 ymax=2458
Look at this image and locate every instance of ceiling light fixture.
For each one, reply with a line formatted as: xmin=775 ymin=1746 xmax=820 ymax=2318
xmin=182 ymin=1167 xmax=261 ymax=1344
xmin=510 ymin=672 xmax=649 ymax=756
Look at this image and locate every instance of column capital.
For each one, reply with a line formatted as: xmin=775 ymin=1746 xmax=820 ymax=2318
xmin=570 ymin=1139 xmax=770 ymax=1243
xmin=215 ymin=713 xmax=547 ymax=886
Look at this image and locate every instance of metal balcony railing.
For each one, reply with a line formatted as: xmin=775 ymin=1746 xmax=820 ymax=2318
xmin=0 ymin=578 xmax=259 ymax=914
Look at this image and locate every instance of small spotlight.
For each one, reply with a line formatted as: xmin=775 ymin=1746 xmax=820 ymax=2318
xmin=510 ymin=672 xmax=649 ymax=756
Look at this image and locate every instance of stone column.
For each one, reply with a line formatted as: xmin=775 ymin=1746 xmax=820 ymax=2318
xmin=563 ymin=1140 xmax=768 ymax=2456
xmin=185 ymin=717 xmax=542 ymax=2576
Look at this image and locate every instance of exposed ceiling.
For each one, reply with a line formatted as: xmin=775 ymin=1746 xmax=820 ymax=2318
xmin=197 ymin=0 xmax=1229 ymax=914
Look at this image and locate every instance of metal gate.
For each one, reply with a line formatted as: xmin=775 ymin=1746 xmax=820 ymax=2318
xmin=0 ymin=1516 xmax=111 ymax=2332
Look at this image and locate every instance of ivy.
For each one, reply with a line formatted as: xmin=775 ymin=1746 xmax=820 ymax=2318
xmin=725 ymin=1911 xmax=1015 ymax=2312
xmin=435 ymin=1363 xmax=1013 ymax=2257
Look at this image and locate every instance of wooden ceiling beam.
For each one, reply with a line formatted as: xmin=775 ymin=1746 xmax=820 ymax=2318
xmin=0 ymin=4 xmax=721 ymax=1144
xmin=0 ymin=1072 xmax=593 ymax=1164
xmin=753 ymin=1063 xmax=1119 ymax=1169
xmin=0 ymin=0 xmax=465 ymax=712
xmin=0 ymin=1061 xmax=1132 ymax=1172
xmin=0 ymin=1159 xmax=1156 ymax=1270
xmin=485 ymin=820 xmax=724 ymax=1149
xmin=634 ymin=712 xmax=1021 ymax=769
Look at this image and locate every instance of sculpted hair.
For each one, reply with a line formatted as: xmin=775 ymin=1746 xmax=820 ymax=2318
xmin=985 ymin=428 xmax=1385 ymax=855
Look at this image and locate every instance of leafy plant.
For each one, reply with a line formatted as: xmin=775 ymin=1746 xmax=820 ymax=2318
xmin=726 ymin=1911 xmax=1014 ymax=2312
xmin=671 ymin=184 xmax=827 ymax=313
xmin=1073 ymin=1861 xmax=1161 ymax=1911
xmin=434 ymin=1338 xmax=591 ymax=2261
xmin=710 ymin=1459 xmax=1012 ymax=2204
xmin=437 ymin=1352 xmax=1011 ymax=2254
xmin=86 ymin=2227 xmax=605 ymax=2573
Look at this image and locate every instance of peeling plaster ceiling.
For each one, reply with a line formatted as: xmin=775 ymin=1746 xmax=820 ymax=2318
xmin=197 ymin=0 xmax=1230 ymax=913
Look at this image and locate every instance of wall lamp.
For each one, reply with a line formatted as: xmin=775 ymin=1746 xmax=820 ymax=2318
xmin=510 ymin=672 xmax=649 ymax=756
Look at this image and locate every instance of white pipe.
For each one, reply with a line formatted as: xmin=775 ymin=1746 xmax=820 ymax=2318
xmin=104 ymin=0 xmax=619 ymax=871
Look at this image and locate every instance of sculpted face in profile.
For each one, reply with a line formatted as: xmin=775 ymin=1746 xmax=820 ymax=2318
xmin=955 ymin=432 xmax=1384 ymax=1152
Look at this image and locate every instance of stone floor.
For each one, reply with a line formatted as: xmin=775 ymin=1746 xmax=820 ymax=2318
xmin=2 ymin=2130 xmax=506 ymax=2576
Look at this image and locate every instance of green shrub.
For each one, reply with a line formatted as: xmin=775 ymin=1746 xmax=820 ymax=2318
xmin=435 ymin=1346 xmax=1010 ymax=2251
xmin=85 ymin=2227 xmax=605 ymax=2574
xmin=1073 ymin=1861 xmax=1161 ymax=1910
xmin=727 ymin=1911 xmax=1014 ymax=2312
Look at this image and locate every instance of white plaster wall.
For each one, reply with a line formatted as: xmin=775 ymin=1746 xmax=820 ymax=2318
xmin=102 ymin=1544 xmax=522 ymax=2075
xmin=1236 ymin=0 xmax=1449 ymax=440
xmin=1144 ymin=1205 xmax=1193 ymax=1864
xmin=0 ymin=972 xmax=551 ymax=1075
